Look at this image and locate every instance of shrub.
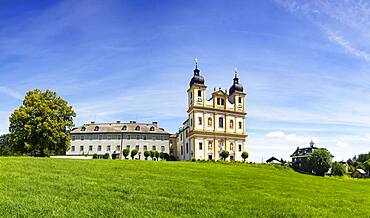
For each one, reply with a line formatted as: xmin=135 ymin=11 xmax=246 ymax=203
xmin=163 ymin=153 xmax=170 ymax=161
xmin=332 ymin=162 xmax=345 ymax=176
xmin=130 ymin=149 xmax=138 ymax=160
xmin=122 ymin=149 xmax=130 ymax=159
xmin=159 ymin=152 xmax=164 ymax=160
xmin=103 ymin=153 xmax=110 ymax=159
xmin=220 ymin=150 xmax=230 ymax=161
xmin=364 ymin=159 xmax=370 ymax=175
xmin=92 ymin=153 xmax=98 ymax=159
xmin=191 ymin=158 xmax=196 ymax=162
xmin=241 ymin=151 xmax=249 ymax=162
xmin=150 ymin=151 xmax=155 ymax=160
xmin=309 ymin=148 xmax=332 ymax=176
xmin=154 ymin=151 xmax=160 ymax=161
xmin=144 ymin=150 xmax=150 ymax=160
xmin=169 ymin=155 xmax=177 ymax=161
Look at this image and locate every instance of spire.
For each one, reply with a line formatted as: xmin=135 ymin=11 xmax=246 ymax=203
xmin=310 ymin=139 xmax=315 ymax=148
xmin=233 ymin=67 xmax=239 ymax=84
xmin=193 ymin=58 xmax=200 ymax=76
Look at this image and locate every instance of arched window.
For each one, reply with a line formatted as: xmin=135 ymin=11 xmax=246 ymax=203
xmin=122 ymin=126 xmax=127 ymax=131
xmin=81 ymin=127 xmax=86 ymax=131
xmin=94 ymin=126 xmax=99 ymax=131
xmin=230 ymin=143 xmax=234 ymax=151
xmin=230 ymin=120 xmax=234 ymax=129
xmin=208 ymin=117 xmax=212 ymax=127
xmin=150 ymin=127 xmax=155 ymax=131
xmin=135 ymin=126 xmax=140 ymax=131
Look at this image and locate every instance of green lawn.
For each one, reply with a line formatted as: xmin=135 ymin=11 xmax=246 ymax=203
xmin=0 ymin=158 xmax=369 ymax=217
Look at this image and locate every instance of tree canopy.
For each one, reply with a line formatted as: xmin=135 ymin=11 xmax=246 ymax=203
xmin=9 ymin=89 xmax=76 ymax=157
xmin=308 ymin=148 xmax=332 ymax=176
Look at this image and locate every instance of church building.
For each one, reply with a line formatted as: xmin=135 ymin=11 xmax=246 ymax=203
xmin=176 ymin=62 xmax=248 ymax=161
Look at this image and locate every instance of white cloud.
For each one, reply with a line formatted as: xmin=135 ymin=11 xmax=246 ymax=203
xmin=0 ymin=86 xmax=22 ymax=100
xmin=265 ymin=131 xmax=285 ymax=138
xmin=265 ymin=130 xmax=317 ymax=144
xmin=336 ymin=141 xmax=349 ymax=148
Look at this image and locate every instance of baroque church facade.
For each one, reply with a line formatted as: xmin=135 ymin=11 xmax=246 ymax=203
xmin=175 ymin=63 xmax=248 ymax=161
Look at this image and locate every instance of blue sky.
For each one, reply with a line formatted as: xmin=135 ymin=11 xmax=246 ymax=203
xmin=1 ymin=0 xmax=370 ymax=162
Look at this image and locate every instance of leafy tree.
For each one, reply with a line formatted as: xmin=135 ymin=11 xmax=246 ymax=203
xmin=364 ymin=159 xmax=370 ymax=175
xmin=0 ymin=134 xmax=13 ymax=156
xmin=241 ymin=151 xmax=249 ymax=162
xmin=150 ymin=150 xmax=155 ymax=160
xmin=130 ymin=149 xmax=138 ymax=160
xmin=144 ymin=150 xmax=150 ymax=160
xmin=9 ymin=89 xmax=76 ymax=157
xmin=331 ymin=162 xmax=345 ymax=176
xmin=159 ymin=152 xmax=164 ymax=160
xmin=122 ymin=149 xmax=130 ymax=159
xmin=220 ymin=150 xmax=229 ymax=161
xmin=154 ymin=151 xmax=160 ymax=161
xmin=308 ymin=148 xmax=332 ymax=176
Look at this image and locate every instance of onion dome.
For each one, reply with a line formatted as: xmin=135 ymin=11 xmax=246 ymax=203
xmin=189 ymin=59 xmax=205 ymax=87
xmin=229 ymin=70 xmax=244 ymax=95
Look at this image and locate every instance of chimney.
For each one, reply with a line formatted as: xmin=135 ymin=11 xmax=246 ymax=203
xmin=152 ymin=121 xmax=158 ymax=127
xmin=116 ymin=120 xmax=121 ymax=124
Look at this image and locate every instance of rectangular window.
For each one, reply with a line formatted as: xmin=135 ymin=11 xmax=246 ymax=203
xmin=93 ymin=135 xmax=98 ymax=140
xmin=107 ymin=145 xmax=111 ymax=151
xmin=127 ymin=135 xmax=131 ymax=140
xmin=186 ymin=143 xmax=189 ymax=153
xmin=239 ymin=122 xmax=242 ymax=129
xmin=102 ymin=135 xmax=107 ymax=140
xmin=136 ymin=145 xmax=140 ymax=150
xmin=239 ymin=144 xmax=242 ymax=152
xmin=116 ymin=145 xmax=120 ymax=151
xmin=98 ymin=145 xmax=102 ymax=151
xmin=160 ymin=135 xmax=164 ymax=140
xmin=76 ymin=135 xmax=81 ymax=140
xmin=152 ymin=146 xmax=156 ymax=151
xmin=81 ymin=136 xmax=84 ymax=141
xmin=198 ymin=90 xmax=202 ymax=97
xmin=126 ymin=145 xmax=130 ymax=150
xmin=136 ymin=135 xmax=140 ymax=140
xmin=143 ymin=135 xmax=147 ymax=140
xmin=118 ymin=135 xmax=121 ymax=140
xmin=89 ymin=145 xmax=93 ymax=151
xmin=219 ymin=117 xmax=224 ymax=128
xmin=199 ymin=142 xmax=203 ymax=150
xmin=71 ymin=136 xmax=75 ymax=141
xmin=217 ymin=98 xmax=220 ymax=105
xmin=143 ymin=145 xmax=147 ymax=150
xmin=80 ymin=146 xmax=83 ymax=151
xmin=161 ymin=146 xmax=165 ymax=152
xmin=198 ymin=117 xmax=202 ymax=125
xmin=99 ymin=135 xmax=102 ymax=140
xmin=71 ymin=146 xmax=75 ymax=151
xmin=181 ymin=146 xmax=184 ymax=155
xmin=107 ymin=135 xmax=112 ymax=140
xmin=221 ymin=98 xmax=225 ymax=105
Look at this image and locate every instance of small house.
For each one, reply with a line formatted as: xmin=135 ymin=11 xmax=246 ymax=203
xmin=352 ymin=169 xmax=366 ymax=178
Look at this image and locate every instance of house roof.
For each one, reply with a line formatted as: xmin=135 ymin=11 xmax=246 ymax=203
xmin=356 ymin=169 xmax=366 ymax=174
xmin=266 ymin=157 xmax=281 ymax=163
xmin=71 ymin=122 xmax=170 ymax=134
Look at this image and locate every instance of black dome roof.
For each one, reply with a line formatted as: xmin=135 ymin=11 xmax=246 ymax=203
xmin=229 ymin=72 xmax=244 ymax=95
xmin=189 ymin=67 xmax=205 ymax=87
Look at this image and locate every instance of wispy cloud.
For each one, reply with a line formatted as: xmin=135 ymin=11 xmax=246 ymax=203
xmin=265 ymin=130 xmax=317 ymax=144
xmin=0 ymin=86 xmax=22 ymax=100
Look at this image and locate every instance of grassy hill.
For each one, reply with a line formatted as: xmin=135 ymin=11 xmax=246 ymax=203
xmin=0 ymin=157 xmax=369 ymax=217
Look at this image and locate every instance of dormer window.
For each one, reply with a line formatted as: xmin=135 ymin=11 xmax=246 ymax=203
xmin=150 ymin=127 xmax=155 ymax=131
xmin=135 ymin=126 xmax=140 ymax=131
xmin=81 ymin=127 xmax=86 ymax=131
xmin=122 ymin=126 xmax=127 ymax=131
xmin=94 ymin=126 xmax=99 ymax=131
